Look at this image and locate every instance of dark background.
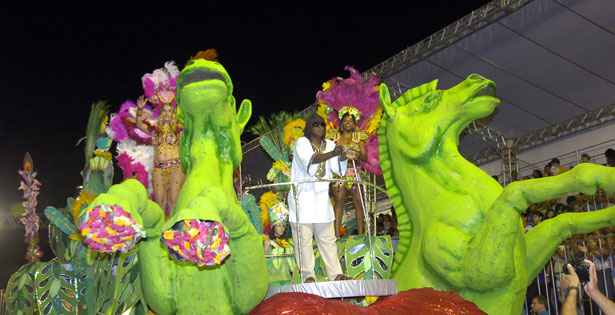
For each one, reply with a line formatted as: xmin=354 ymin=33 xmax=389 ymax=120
xmin=0 ymin=4 xmax=489 ymax=286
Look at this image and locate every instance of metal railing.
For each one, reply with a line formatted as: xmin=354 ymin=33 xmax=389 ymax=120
xmin=522 ymin=192 xmax=615 ymax=315
xmin=515 ymin=139 xmax=615 ymax=179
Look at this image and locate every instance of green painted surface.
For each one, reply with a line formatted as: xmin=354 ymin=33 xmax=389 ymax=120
xmin=378 ymin=74 xmax=615 ymax=314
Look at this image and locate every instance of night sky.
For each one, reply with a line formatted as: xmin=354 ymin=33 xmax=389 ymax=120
xmin=0 ymin=5 xmax=489 ymax=225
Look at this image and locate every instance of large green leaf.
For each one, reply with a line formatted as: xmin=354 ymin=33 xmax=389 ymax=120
xmin=248 ymin=110 xmax=303 ymax=152
xmin=259 ymin=136 xmax=285 ymax=162
xmin=5 ymin=247 xmax=141 ymax=315
xmin=45 ymin=206 xmax=77 ymax=235
xmin=5 ymin=264 xmax=36 ymax=314
xmin=34 ymin=260 xmax=81 ymax=315
xmin=82 ymin=101 xmax=109 ymax=171
xmin=241 ymin=193 xmax=263 ymax=233
xmin=5 ymin=260 xmax=82 ymax=315
xmin=87 ymin=250 xmax=141 ymax=314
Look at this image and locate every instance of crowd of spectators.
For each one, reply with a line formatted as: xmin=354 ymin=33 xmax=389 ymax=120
xmin=518 ymin=149 xmax=615 ymax=314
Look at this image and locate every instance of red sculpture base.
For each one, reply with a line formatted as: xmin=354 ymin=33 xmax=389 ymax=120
xmin=250 ymin=288 xmax=485 ymax=315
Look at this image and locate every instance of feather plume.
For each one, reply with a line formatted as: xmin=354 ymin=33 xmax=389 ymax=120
xmin=363 ymin=135 xmax=382 ymax=175
xmin=316 ymin=66 xmax=380 ymax=129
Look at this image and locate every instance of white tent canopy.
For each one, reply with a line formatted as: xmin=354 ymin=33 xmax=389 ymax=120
xmin=242 ymin=0 xmax=615 ymax=182
xmin=370 ymin=0 xmax=615 ymax=164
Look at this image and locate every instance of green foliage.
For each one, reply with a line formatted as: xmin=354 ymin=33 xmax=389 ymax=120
xmin=83 ymin=101 xmax=109 ymax=168
xmin=88 ymin=251 xmax=141 ymax=315
xmin=248 ymin=111 xmax=301 ymax=159
xmin=47 ymin=198 xmax=89 ymax=264
xmin=44 ymin=206 xmax=77 ymax=235
xmin=342 ymin=235 xmax=393 ymax=280
xmin=5 ymin=259 xmax=84 ymax=315
xmin=6 ymin=98 xmax=143 ymax=315
xmin=5 ymin=252 xmax=142 ymax=315
xmin=259 ymin=136 xmax=286 ymax=162
xmin=240 ymin=193 xmax=263 ymax=233
xmin=5 ymin=263 xmax=36 ymax=314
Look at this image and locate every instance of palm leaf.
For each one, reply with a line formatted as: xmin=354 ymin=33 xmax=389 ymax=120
xmin=5 ymin=260 xmax=82 ymax=315
xmin=89 ymin=251 xmax=141 ymax=314
xmin=5 ymin=264 xmax=36 ymax=314
xmin=34 ymin=260 xmax=81 ymax=315
xmin=259 ymin=136 xmax=285 ymax=162
xmin=82 ymin=101 xmax=109 ymax=172
xmin=248 ymin=116 xmax=272 ymax=137
xmin=241 ymin=193 xmax=263 ymax=233
xmin=45 ymin=206 xmax=77 ymax=235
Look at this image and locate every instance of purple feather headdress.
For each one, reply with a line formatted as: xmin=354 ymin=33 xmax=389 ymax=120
xmin=108 ymin=100 xmax=157 ymax=144
xmin=142 ymin=61 xmax=180 ymax=108
xmin=316 ymin=66 xmax=380 ymax=129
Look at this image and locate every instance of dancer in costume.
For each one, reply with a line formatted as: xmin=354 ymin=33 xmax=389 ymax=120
xmin=152 ymin=96 xmax=184 ymax=217
xmin=288 ymin=114 xmax=348 ymax=282
xmin=109 ymin=62 xmax=181 ymax=191
xmin=263 ymin=198 xmax=299 ymax=286
xmin=316 ymin=66 xmax=382 ymax=237
xmin=333 ymin=109 xmax=367 ymax=236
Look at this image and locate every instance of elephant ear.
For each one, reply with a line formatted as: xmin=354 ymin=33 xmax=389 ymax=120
xmin=236 ymin=99 xmax=252 ymax=133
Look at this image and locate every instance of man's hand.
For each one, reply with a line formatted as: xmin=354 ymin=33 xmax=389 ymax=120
xmin=137 ymin=95 xmax=147 ymax=108
xmin=333 ymin=145 xmax=344 ymax=156
xmin=584 ymin=259 xmax=600 ymax=297
xmin=344 ymin=148 xmax=360 ymax=160
xmin=561 ymin=264 xmax=581 ymax=315
xmin=333 ymin=145 xmax=347 ymax=161
xmin=562 ymin=264 xmax=581 ymax=290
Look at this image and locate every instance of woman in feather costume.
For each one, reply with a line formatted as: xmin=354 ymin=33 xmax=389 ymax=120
xmin=316 ymin=66 xmax=382 ymax=237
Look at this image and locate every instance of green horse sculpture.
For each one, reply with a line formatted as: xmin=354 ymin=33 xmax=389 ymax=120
xmin=80 ymin=58 xmax=268 ymax=314
xmin=378 ymin=74 xmax=615 ymax=314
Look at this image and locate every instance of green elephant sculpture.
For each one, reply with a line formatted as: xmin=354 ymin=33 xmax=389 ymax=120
xmin=79 ymin=58 xmax=268 ymax=314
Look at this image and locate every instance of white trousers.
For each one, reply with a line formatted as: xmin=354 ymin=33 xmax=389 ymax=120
xmin=291 ymin=222 xmax=343 ymax=281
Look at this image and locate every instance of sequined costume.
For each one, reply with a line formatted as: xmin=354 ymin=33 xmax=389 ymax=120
xmin=152 ymin=104 xmax=184 ymax=217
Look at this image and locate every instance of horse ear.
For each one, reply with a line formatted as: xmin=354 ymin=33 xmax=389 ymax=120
xmin=379 ymin=83 xmax=396 ymax=118
xmin=236 ymin=99 xmax=252 ymax=132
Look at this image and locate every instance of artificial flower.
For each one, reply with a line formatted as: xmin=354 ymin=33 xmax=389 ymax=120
xmin=162 ymin=219 xmax=230 ymax=267
xmin=266 ymin=168 xmax=279 ymax=182
xmin=274 ymin=238 xmax=290 ymax=249
xmin=72 ymin=190 xmax=95 ymax=225
xmin=259 ymin=191 xmax=279 ymax=231
xmin=80 ymin=204 xmax=145 ymax=253
xmin=270 ymin=202 xmax=289 ymax=225
xmin=272 ymin=160 xmax=290 ymax=177
xmin=322 ymin=80 xmax=332 ymax=91
xmin=283 ymin=118 xmax=306 ymax=147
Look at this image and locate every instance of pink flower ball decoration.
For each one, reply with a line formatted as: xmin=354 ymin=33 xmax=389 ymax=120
xmin=162 ymin=219 xmax=231 ymax=267
xmin=79 ymin=204 xmax=146 ymax=253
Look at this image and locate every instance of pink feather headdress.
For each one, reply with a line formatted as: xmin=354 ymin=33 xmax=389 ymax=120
xmin=142 ymin=61 xmax=180 ymax=108
xmin=316 ymin=66 xmax=380 ymax=130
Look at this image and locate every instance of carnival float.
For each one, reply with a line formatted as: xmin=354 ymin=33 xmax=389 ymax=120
xmin=3 ymin=49 xmax=615 ymax=315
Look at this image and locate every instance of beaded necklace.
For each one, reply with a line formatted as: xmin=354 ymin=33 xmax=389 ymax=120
xmin=310 ymin=140 xmax=327 ymax=179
